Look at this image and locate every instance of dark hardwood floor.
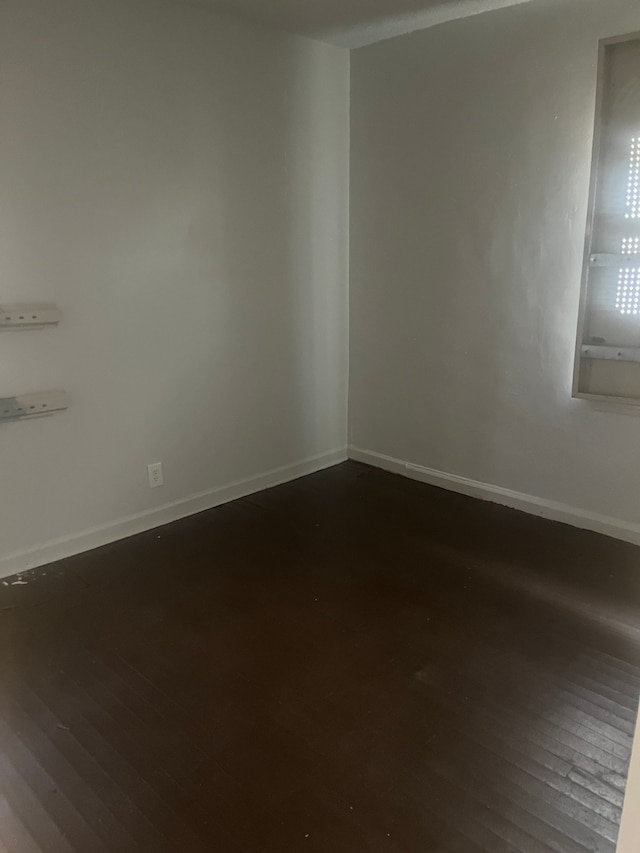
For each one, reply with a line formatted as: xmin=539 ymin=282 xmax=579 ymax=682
xmin=1 ymin=460 xmax=639 ymax=852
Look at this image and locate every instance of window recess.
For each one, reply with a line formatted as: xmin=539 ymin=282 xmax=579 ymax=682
xmin=575 ymin=33 xmax=640 ymax=402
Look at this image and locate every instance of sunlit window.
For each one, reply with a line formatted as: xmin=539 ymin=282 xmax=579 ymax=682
xmin=575 ymin=34 xmax=640 ymax=401
xmin=625 ymin=137 xmax=640 ymax=219
xmin=616 ymin=267 xmax=640 ymax=314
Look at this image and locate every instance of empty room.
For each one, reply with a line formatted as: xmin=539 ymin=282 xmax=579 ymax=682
xmin=2 ymin=0 xmax=640 ymax=850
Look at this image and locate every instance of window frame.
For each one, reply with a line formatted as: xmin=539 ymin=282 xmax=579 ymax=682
xmin=573 ymin=30 xmax=640 ymax=406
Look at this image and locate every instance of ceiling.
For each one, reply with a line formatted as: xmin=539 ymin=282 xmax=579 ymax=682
xmin=187 ymin=0 xmax=536 ymax=48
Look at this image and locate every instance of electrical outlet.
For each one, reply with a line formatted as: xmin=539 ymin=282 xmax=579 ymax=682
xmin=147 ymin=462 xmax=163 ymax=489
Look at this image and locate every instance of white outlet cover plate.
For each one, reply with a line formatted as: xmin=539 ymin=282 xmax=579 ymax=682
xmin=147 ymin=462 xmax=164 ymax=488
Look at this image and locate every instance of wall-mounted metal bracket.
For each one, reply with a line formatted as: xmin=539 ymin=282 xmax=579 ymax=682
xmin=589 ymin=253 xmax=640 ymax=268
xmin=581 ymin=344 xmax=640 ymax=363
xmin=0 ymin=304 xmax=61 ymax=330
xmin=0 ymin=391 xmax=69 ymax=422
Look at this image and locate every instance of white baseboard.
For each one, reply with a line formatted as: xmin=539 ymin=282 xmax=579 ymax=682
xmin=617 ymin=719 xmax=640 ymax=853
xmin=0 ymin=447 xmax=348 ymax=580
xmin=348 ymin=446 xmax=640 ymax=548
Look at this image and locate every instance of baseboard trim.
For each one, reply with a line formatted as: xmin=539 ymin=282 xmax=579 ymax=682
xmin=1 ymin=447 xmax=348 ymax=579
xmin=617 ymin=715 xmax=640 ymax=853
xmin=348 ymin=446 xmax=640 ymax=548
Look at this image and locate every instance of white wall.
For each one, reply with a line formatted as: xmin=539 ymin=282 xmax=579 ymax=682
xmin=349 ymin=0 xmax=640 ymax=538
xmin=0 ymin=0 xmax=349 ymax=574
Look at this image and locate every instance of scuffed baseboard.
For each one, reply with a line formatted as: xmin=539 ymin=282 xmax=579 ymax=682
xmin=348 ymin=445 xmax=640 ymax=548
xmin=0 ymin=447 xmax=348 ymax=579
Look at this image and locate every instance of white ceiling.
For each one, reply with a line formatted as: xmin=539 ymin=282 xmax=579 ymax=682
xmin=187 ymin=0 xmax=536 ymax=48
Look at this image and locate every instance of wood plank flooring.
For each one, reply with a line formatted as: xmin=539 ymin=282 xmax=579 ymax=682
xmin=0 ymin=460 xmax=639 ymax=852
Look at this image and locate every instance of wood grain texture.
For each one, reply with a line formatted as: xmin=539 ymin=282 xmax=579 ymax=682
xmin=0 ymin=461 xmax=638 ymax=852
